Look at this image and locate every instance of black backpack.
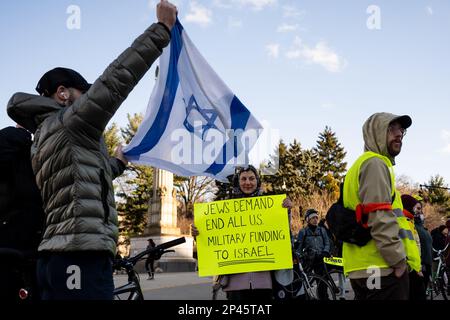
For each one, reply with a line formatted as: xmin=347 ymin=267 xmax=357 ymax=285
xmin=325 ymin=178 xmax=372 ymax=247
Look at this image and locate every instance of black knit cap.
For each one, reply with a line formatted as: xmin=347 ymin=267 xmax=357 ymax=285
xmin=36 ymin=67 xmax=91 ymax=97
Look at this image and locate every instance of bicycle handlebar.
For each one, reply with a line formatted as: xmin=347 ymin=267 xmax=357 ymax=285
xmin=122 ymin=237 xmax=186 ymax=266
xmin=0 ymin=248 xmax=26 ymax=261
xmin=432 ymin=243 xmax=449 ymax=254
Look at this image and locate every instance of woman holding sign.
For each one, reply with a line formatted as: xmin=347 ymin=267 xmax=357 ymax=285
xmin=191 ymin=165 xmax=293 ymax=300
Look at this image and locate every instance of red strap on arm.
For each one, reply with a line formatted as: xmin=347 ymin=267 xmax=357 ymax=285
xmin=355 ymin=203 xmax=393 ymax=228
xmin=403 ymin=209 xmax=414 ymax=220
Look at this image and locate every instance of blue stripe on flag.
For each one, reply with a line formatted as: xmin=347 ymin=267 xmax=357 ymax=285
xmin=125 ymin=20 xmax=184 ymax=157
xmin=204 ymin=96 xmax=251 ymax=175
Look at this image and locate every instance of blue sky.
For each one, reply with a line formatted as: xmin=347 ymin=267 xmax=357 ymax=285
xmin=1 ymin=0 xmax=449 ymax=186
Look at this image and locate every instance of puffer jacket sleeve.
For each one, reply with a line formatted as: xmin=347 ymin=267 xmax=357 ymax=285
xmin=109 ymin=157 xmax=126 ymax=179
xmin=64 ymin=23 xmax=171 ymax=139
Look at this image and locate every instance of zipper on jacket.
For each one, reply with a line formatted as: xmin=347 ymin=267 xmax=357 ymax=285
xmin=99 ymin=169 xmax=110 ymax=224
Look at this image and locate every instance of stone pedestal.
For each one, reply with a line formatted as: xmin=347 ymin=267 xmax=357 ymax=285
xmin=145 ymin=169 xmax=180 ymax=236
xmin=130 ymin=168 xmax=195 ymax=273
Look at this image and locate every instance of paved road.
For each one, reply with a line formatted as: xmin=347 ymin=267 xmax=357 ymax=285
xmin=114 ymin=271 xmax=443 ymax=301
xmin=114 ymin=272 xmax=227 ymax=300
xmin=113 ymin=271 xmax=352 ymax=300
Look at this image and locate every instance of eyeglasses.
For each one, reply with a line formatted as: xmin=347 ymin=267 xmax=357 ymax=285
xmin=388 ymin=125 xmax=407 ymax=137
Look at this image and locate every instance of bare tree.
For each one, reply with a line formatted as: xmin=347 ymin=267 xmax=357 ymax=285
xmin=175 ymin=176 xmax=216 ymax=218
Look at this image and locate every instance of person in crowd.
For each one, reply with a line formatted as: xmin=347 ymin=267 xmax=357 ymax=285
xmin=0 ymin=125 xmax=45 ymax=301
xmin=342 ymin=113 xmax=420 ymax=300
xmin=297 ymin=210 xmax=331 ymax=299
xmin=191 ymin=165 xmax=293 ymax=300
xmin=401 ymin=194 xmax=425 ymax=300
xmin=145 ymin=239 xmax=156 ymax=280
xmin=6 ymin=0 xmax=177 ymax=300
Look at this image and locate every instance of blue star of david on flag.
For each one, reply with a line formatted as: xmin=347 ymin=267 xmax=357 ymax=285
xmin=183 ymin=95 xmax=220 ymax=139
xmin=123 ymin=19 xmax=263 ymax=182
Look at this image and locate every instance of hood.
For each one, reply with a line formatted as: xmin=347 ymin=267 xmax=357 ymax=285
xmin=362 ymin=112 xmax=411 ymax=165
xmin=0 ymin=126 xmax=32 ymax=162
xmin=7 ymin=92 xmax=63 ymax=133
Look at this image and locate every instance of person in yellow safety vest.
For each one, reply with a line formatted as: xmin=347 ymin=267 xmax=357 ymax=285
xmin=342 ymin=113 xmax=421 ymax=300
xmin=401 ymin=194 xmax=426 ymax=300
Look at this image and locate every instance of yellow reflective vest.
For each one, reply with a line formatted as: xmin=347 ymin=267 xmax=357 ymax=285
xmin=342 ymin=151 xmax=421 ymax=275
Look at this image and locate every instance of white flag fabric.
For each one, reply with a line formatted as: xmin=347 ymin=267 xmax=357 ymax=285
xmin=124 ymin=20 xmax=263 ymax=182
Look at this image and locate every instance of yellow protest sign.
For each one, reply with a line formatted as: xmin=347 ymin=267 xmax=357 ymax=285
xmin=323 ymin=257 xmax=344 ymax=267
xmin=194 ymin=194 xmax=293 ymax=277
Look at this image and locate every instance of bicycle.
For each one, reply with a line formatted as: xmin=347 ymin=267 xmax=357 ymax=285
xmin=113 ymin=237 xmax=186 ymax=300
xmin=271 ymin=247 xmax=337 ymax=300
xmin=322 ymin=256 xmax=348 ymax=300
xmin=427 ymin=243 xmax=449 ymax=301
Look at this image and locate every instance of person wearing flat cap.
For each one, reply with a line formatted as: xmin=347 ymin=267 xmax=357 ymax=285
xmin=342 ymin=113 xmax=421 ymax=300
xmin=6 ymin=1 xmax=178 ymax=300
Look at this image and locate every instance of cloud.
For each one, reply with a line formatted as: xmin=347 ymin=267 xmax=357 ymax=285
xmin=282 ymin=5 xmax=305 ymax=19
xmin=266 ymin=43 xmax=280 ymax=58
xmin=286 ymin=36 xmax=347 ymax=73
xmin=214 ymin=0 xmax=277 ymax=10
xmin=426 ymin=6 xmax=433 ymax=16
xmin=185 ymin=2 xmax=213 ymax=27
xmin=238 ymin=0 xmax=277 ymax=11
xmin=228 ymin=16 xmax=243 ymax=29
xmin=213 ymin=0 xmax=233 ymax=9
xmin=277 ymin=23 xmax=299 ymax=33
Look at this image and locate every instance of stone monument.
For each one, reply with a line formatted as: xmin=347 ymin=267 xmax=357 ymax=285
xmin=130 ymin=168 xmax=195 ymax=273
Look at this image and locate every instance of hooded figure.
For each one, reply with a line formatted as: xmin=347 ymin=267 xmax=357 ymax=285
xmin=342 ymin=112 xmax=415 ymax=301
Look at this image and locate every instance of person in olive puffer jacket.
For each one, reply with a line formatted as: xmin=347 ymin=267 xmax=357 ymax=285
xmin=6 ymin=0 xmax=177 ymax=300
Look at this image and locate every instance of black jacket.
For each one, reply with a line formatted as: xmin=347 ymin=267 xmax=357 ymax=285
xmin=0 ymin=126 xmax=44 ymax=251
xmin=415 ymin=220 xmax=433 ymax=266
xmin=296 ymin=225 xmax=331 ymax=257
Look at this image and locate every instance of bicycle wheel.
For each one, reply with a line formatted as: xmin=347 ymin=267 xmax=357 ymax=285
xmin=113 ymin=275 xmax=144 ymax=300
xmin=437 ymin=270 xmax=448 ymax=301
xmin=326 ymin=269 xmax=346 ymax=298
xmin=304 ymin=274 xmax=337 ymax=300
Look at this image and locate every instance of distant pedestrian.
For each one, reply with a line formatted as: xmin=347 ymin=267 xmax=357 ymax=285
xmin=145 ymin=239 xmax=156 ymax=280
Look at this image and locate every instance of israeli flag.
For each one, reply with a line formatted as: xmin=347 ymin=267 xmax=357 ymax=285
xmin=124 ymin=20 xmax=263 ymax=182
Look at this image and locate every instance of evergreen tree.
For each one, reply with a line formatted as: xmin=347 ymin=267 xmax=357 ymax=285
xmin=422 ymin=175 xmax=450 ymax=207
xmin=104 ymin=123 xmax=121 ymax=156
xmin=262 ymin=140 xmax=291 ymax=197
xmin=262 ymin=140 xmax=323 ymax=202
xmin=114 ymin=113 xmax=154 ymax=236
xmin=314 ymin=126 xmax=347 ymax=186
xmin=116 ymin=170 xmax=152 ymax=236
xmin=213 ymin=175 xmax=235 ymax=201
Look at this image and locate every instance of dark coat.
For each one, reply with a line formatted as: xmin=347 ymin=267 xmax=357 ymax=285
xmin=0 ymin=126 xmax=45 ymax=251
xmin=414 ymin=220 xmax=433 ymax=266
xmin=296 ymin=225 xmax=331 ymax=257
